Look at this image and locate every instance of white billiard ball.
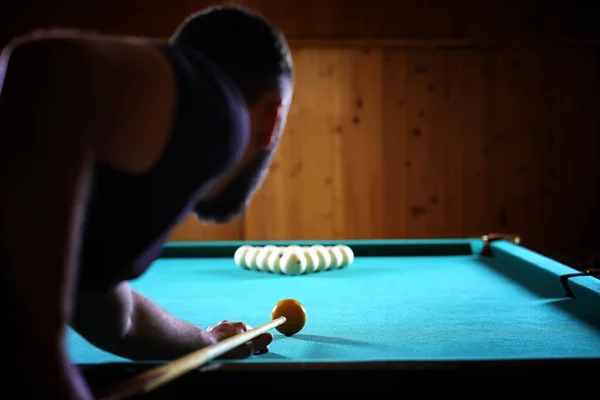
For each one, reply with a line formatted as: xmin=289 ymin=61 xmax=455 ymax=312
xmin=267 ymin=248 xmax=286 ymax=273
xmin=234 ymin=245 xmax=253 ymax=268
xmin=302 ymin=247 xmax=320 ymax=273
xmin=334 ymin=244 xmax=354 ymax=267
xmin=255 ymin=245 xmax=278 ymax=271
xmin=243 ymin=247 xmax=261 ymax=270
xmin=310 ymin=245 xmax=332 ymax=271
xmin=279 ymin=249 xmax=308 ymax=276
xmin=326 ymin=246 xmax=345 ymax=269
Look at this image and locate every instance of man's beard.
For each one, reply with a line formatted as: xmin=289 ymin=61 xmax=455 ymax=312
xmin=194 ymin=148 xmax=274 ymax=224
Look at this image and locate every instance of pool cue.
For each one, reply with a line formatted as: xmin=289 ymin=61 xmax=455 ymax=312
xmin=95 ymin=316 xmax=287 ymax=400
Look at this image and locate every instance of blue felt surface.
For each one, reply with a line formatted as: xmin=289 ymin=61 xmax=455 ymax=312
xmin=67 ymin=245 xmax=600 ymax=364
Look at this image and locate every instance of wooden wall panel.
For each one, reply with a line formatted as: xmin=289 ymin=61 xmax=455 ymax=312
xmin=244 ymin=49 xmax=341 ymax=240
xmin=242 ymin=48 xmax=387 ymax=241
xmin=328 ymin=49 xmax=386 ymax=240
xmin=2 ymin=0 xmax=599 ymax=46
xmin=169 ymin=44 xmax=599 ymax=260
xmin=545 ymin=48 xmax=600 ymax=255
xmin=2 ymin=1 xmax=598 ymax=257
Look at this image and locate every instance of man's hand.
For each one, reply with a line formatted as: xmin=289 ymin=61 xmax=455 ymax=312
xmin=206 ymin=320 xmax=273 ymax=358
xmin=73 ymin=282 xmax=272 ymax=361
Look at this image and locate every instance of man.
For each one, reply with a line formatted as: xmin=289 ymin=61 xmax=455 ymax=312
xmin=0 ymin=5 xmax=294 ymax=399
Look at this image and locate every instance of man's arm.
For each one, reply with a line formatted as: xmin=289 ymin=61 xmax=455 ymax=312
xmin=72 ymin=283 xmax=215 ymax=361
xmin=72 ymin=282 xmax=273 ymax=361
xmin=0 ymin=33 xmax=175 ymax=398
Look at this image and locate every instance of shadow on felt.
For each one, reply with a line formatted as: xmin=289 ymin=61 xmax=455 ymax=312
xmin=273 ymin=333 xmax=372 ymax=347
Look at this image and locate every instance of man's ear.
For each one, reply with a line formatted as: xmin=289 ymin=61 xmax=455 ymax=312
xmin=259 ymin=101 xmax=283 ymax=148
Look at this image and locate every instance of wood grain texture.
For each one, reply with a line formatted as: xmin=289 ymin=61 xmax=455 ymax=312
xmin=169 ymin=44 xmax=599 ymax=260
xmin=2 ymin=1 xmax=598 ymax=258
xmin=2 ymin=0 xmax=599 ymax=45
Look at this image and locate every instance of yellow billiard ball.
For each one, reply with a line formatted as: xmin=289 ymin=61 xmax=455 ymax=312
xmin=271 ymin=299 xmax=307 ymax=336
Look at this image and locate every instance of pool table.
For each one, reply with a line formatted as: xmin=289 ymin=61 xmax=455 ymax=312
xmin=69 ymin=235 xmax=600 ymax=396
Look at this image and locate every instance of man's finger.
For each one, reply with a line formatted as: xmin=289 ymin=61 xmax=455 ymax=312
xmin=251 ymin=332 xmax=273 ymax=354
xmin=254 ymin=346 xmax=269 ymax=355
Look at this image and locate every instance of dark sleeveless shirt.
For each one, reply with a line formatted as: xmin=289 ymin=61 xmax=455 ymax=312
xmin=76 ymin=43 xmax=250 ymax=295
